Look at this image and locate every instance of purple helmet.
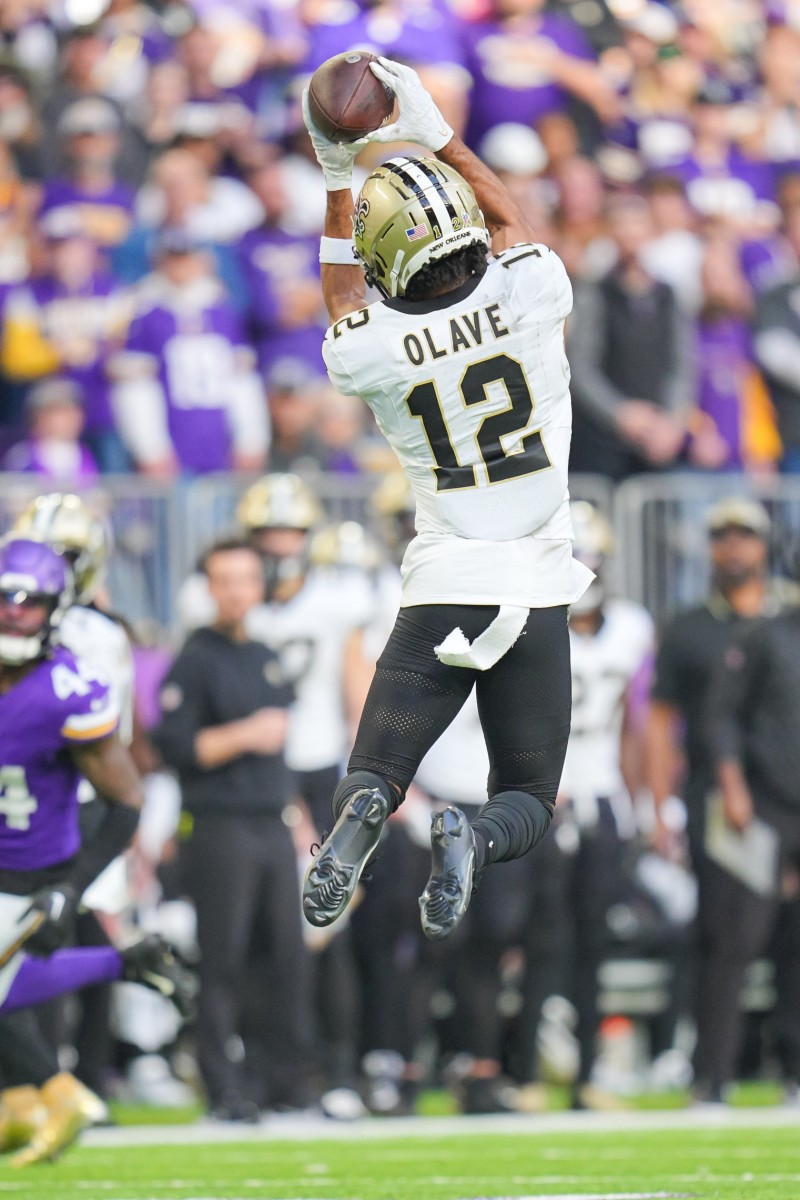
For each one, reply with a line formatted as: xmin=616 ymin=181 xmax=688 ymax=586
xmin=0 ymin=537 xmax=74 ymax=666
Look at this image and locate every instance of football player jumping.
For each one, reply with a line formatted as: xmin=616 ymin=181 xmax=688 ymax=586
xmin=302 ymin=58 xmax=592 ymax=940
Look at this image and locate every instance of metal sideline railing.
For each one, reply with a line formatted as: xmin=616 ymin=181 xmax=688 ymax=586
xmin=614 ymin=472 xmax=800 ymax=625
xmin=4 ymin=469 xmax=797 ymax=631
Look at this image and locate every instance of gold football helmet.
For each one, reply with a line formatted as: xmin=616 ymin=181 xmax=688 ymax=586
xmin=569 ymin=501 xmax=614 ymax=616
xmin=570 ymin=501 xmax=614 ymax=566
xmin=369 ymin=470 xmax=416 ymax=562
xmin=236 ymin=474 xmax=323 ymax=532
xmin=369 ymin=470 xmax=413 ymax=520
xmin=353 ymin=156 xmax=489 ymax=298
xmin=309 ymin=521 xmax=384 ymax=573
xmin=13 ymin=493 xmax=109 ymax=605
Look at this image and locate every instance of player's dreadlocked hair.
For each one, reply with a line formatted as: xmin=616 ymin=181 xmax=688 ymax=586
xmin=404 ymin=242 xmax=489 ymax=302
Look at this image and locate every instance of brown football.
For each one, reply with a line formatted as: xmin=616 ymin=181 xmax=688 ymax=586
xmin=308 ymin=51 xmax=394 ymax=144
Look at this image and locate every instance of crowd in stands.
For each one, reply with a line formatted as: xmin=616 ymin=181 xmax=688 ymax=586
xmin=1 ymin=0 xmax=800 ymax=481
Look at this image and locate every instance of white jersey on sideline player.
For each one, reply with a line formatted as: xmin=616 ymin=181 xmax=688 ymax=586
xmin=248 ymin=568 xmax=375 ymax=773
xmin=560 ymin=598 xmax=654 ymax=820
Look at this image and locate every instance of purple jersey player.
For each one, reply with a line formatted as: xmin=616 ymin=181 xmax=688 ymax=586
xmin=0 ymin=537 xmax=194 ymax=1167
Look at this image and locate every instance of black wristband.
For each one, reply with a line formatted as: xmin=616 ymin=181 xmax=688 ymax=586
xmin=65 ymin=803 xmax=139 ymax=897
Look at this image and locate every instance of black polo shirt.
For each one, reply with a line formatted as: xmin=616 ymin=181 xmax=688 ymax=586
xmin=709 ymin=608 xmax=800 ymax=810
xmin=153 ymin=626 xmax=294 ymax=816
xmin=651 ymin=584 xmax=795 ymax=830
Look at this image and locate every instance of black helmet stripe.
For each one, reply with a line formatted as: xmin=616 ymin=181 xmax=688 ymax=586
xmin=386 ymin=162 xmax=440 ymax=234
xmin=386 ymin=158 xmax=460 ymax=232
xmin=409 ymin=159 xmax=461 ymax=225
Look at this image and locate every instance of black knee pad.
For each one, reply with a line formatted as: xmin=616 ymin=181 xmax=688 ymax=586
xmin=472 ymin=789 xmax=553 ymax=867
xmin=331 ymin=771 xmax=398 ymax=822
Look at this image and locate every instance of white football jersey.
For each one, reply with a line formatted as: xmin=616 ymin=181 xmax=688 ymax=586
xmin=247 ymin=570 xmax=376 ymax=772
xmin=560 ymin=600 xmax=654 ymax=806
xmin=324 ymin=243 xmax=592 ymax=608
xmin=58 ymin=605 xmax=135 ymax=746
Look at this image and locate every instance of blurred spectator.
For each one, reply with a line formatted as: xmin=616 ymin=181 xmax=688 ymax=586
xmin=758 ymin=23 xmax=800 ymax=169
xmin=113 ymin=148 xmax=247 ymax=297
xmin=754 ymin=201 xmax=800 ymax=471
xmin=461 ymin=0 xmax=620 ymax=151
xmin=0 ymin=65 xmax=43 ymax=185
xmin=236 ymin=158 xmax=326 ymax=376
xmin=108 ymin=230 xmax=268 ymax=477
xmin=301 ymin=0 xmax=471 ymax=134
xmin=315 ymin=388 xmax=368 ymax=476
xmin=567 ymin=194 xmax=695 ymax=479
xmin=551 ymin=155 xmax=613 ymax=279
xmin=696 ymin=235 xmax=780 ymax=472
xmin=266 ymin=358 xmax=328 ymax=473
xmin=134 ymin=144 xmax=262 ymax=248
xmin=124 ymin=61 xmax=191 ymax=186
xmin=1 ymin=206 xmax=133 ymax=471
xmin=3 ymin=376 xmax=98 ymax=483
xmin=40 ymin=98 xmax=134 ymax=248
xmin=640 ymin=175 xmax=704 ymax=312
xmin=675 ymin=80 xmax=776 ymax=226
xmin=0 ymin=136 xmax=31 ymax=285
xmin=0 ymin=0 xmax=58 ymax=85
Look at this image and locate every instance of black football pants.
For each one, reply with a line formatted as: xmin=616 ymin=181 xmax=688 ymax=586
xmin=348 ymin=603 xmax=572 ymax=852
xmin=180 ymin=811 xmax=314 ymax=1109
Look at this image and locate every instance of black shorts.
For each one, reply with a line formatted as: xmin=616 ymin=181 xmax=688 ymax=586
xmin=349 ymin=603 xmax=571 ymax=809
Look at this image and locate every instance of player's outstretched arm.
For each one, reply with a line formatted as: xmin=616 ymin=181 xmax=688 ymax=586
xmin=302 ymin=90 xmax=367 ymax=322
xmin=369 ymin=57 xmax=534 ymax=254
xmin=437 ymin=135 xmax=534 ymax=254
xmin=321 ymin=188 xmax=366 ymax=323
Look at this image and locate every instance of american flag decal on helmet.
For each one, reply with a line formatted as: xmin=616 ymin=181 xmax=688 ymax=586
xmin=405 ymin=223 xmax=428 ymax=242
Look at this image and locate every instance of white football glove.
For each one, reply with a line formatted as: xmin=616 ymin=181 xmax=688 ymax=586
xmin=367 ymin=57 xmax=453 ymax=152
xmin=302 ymin=89 xmax=368 ymax=192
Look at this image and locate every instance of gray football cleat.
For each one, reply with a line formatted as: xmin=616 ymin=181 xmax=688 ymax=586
xmin=419 ymin=806 xmax=476 ymax=941
xmin=303 ymin=788 xmax=389 ymax=927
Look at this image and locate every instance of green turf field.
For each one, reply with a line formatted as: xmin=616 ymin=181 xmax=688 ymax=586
xmin=2 ymin=1123 xmax=800 ymax=1200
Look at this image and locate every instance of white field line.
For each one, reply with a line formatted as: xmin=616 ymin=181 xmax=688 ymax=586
xmin=82 ymin=1105 xmax=800 ymax=1148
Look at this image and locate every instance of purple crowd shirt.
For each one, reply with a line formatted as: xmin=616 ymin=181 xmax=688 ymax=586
xmin=3 ymin=439 xmax=99 ymax=484
xmin=461 ymin=13 xmax=594 ymax=147
xmin=23 ymin=273 xmax=127 ymax=435
xmin=304 ymin=0 xmax=467 ymax=71
xmin=235 ymin=226 xmax=326 ymax=375
xmin=40 ymin=180 xmax=136 ymax=248
xmin=0 ymin=646 xmax=118 ymax=872
xmin=697 ymin=314 xmax=754 ymax=468
xmin=123 ymin=283 xmax=253 ymax=473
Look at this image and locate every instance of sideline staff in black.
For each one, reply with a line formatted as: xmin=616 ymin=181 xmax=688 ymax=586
xmin=645 ymin=497 xmax=797 ymax=1101
xmin=705 ymin=604 xmax=800 ymax=1102
xmin=154 ymin=538 xmax=312 ymax=1120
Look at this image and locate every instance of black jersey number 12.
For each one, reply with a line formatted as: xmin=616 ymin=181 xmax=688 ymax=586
xmin=405 ymin=353 xmax=551 ymax=491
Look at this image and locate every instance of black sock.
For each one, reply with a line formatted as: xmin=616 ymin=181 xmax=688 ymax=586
xmin=331 ymin=770 xmax=398 ymax=822
xmin=470 ymin=790 xmax=552 ymax=866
